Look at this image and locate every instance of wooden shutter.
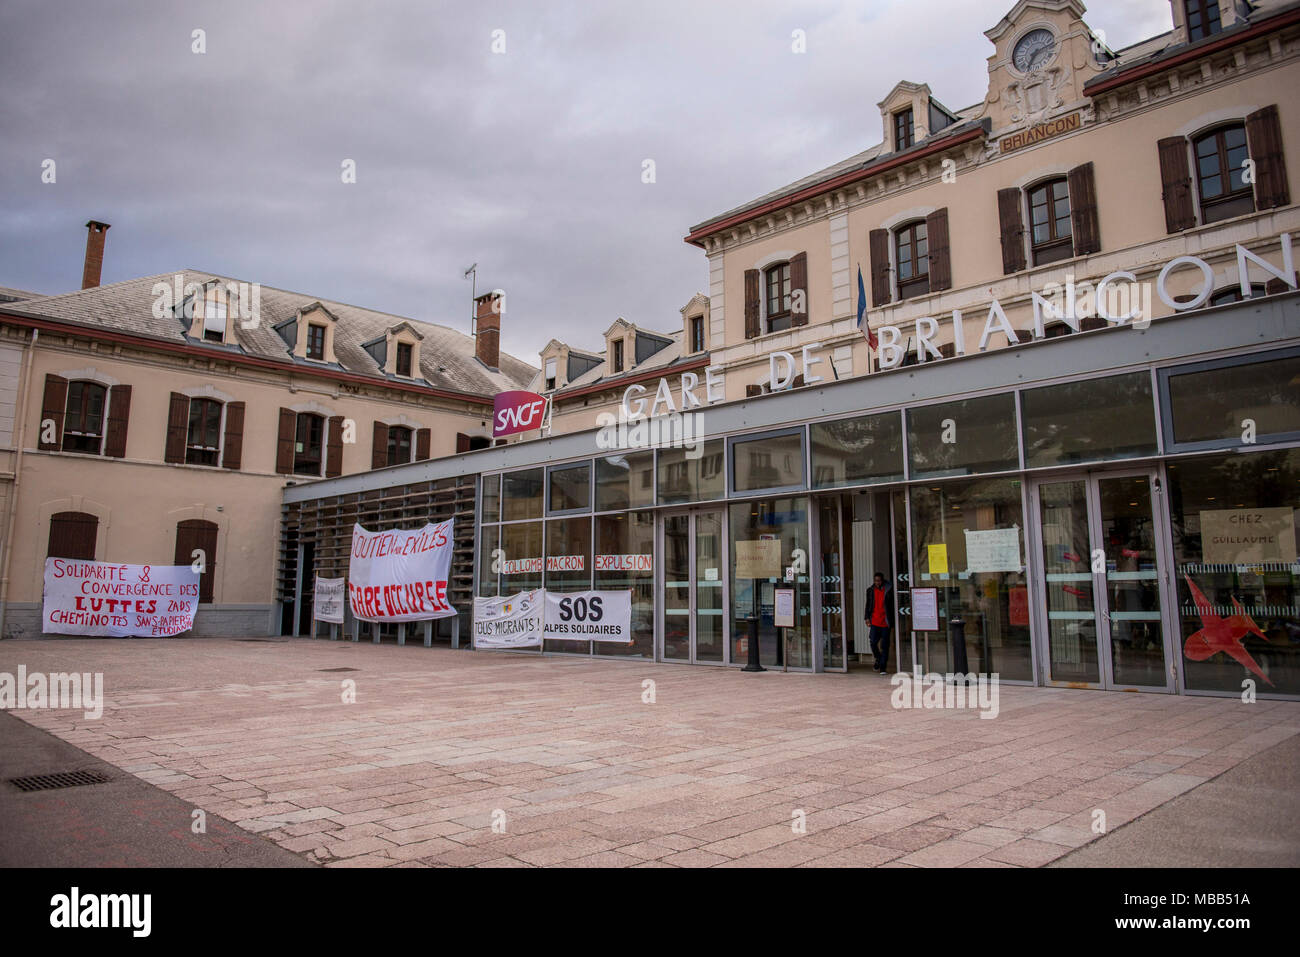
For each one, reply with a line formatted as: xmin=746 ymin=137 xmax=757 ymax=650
xmin=1265 ymin=273 xmax=1298 ymax=294
xmin=47 ymin=511 xmax=97 ymax=560
xmin=745 ymin=384 xmax=762 ymax=398
xmin=925 ymin=208 xmax=952 ymax=292
xmin=326 ymin=415 xmax=344 ymax=477
xmin=371 ymin=422 xmax=389 ymax=470
xmin=1068 ymin=162 xmax=1101 ymax=255
xmin=743 ymin=269 xmax=761 ymax=339
xmin=175 ymin=519 xmax=218 ymax=604
xmin=1158 ymin=136 xmax=1196 ymax=232
xmin=38 ymin=374 xmax=67 ymax=451
xmin=103 ymin=384 xmax=131 ymax=458
xmin=869 ymin=229 xmax=892 ymax=306
xmin=1246 ymin=105 xmax=1290 ymax=210
xmin=221 ymin=401 xmax=244 ymax=470
xmin=165 ymin=393 xmax=189 ymax=464
xmin=275 ymin=408 xmax=296 ymax=475
xmin=996 ymin=188 xmax=1027 ymax=275
xmin=415 ymin=428 xmax=431 ymax=461
xmin=456 ymin=433 xmax=472 ymax=453
xmin=789 ymin=252 xmax=809 ymax=327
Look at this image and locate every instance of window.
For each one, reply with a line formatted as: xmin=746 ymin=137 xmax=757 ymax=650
xmin=386 ymin=425 xmax=412 ymax=467
xmin=612 ymin=340 xmax=624 ymax=374
xmin=202 ymin=287 xmax=227 ymax=343
xmin=907 ymin=393 xmax=1018 ymax=478
xmin=895 ymin=221 xmax=930 ymax=300
xmin=502 ymin=467 xmax=545 ymax=521
xmin=1184 ymin=0 xmax=1222 ymax=42
xmin=594 ymin=452 xmax=655 ymax=511
xmin=765 ymin=262 xmax=792 ymax=332
xmin=548 ymin=462 xmax=591 ymax=513
xmin=894 ymin=108 xmax=914 ymax=150
xmin=1210 ymin=283 xmax=1267 ymax=306
xmin=690 ymin=315 xmax=705 ymax=353
xmin=1021 ymin=373 xmax=1158 ymax=468
xmin=47 ymin=511 xmax=98 ymax=559
xmin=1194 ymin=124 xmax=1253 ymax=223
xmin=544 ymin=358 xmax=557 ymax=391
xmin=730 ymin=430 xmax=805 ymax=493
xmin=62 ymin=381 xmax=107 ymax=454
xmin=306 ymin=323 xmax=326 ymax=360
xmin=185 ymin=398 xmax=222 ymax=466
xmin=293 ymin=413 xmax=324 ymax=475
xmin=1028 ymin=178 xmax=1073 ymax=266
xmin=396 ymin=341 xmax=413 ymax=377
xmin=811 ymin=412 xmax=905 ymax=488
xmin=657 ymin=440 xmax=725 ymax=504
xmin=1163 ymin=349 xmax=1300 ymax=450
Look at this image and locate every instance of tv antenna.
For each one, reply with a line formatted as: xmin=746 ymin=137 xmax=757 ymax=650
xmin=463 ymin=263 xmax=477 ymax=334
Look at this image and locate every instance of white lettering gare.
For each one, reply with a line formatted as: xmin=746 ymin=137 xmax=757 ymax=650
xmin=622 ymin=365 xmax=725 ymax=418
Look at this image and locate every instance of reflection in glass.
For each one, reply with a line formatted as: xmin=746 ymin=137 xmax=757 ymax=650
xmin=595 ymin=453 xmax=655 ymax=512
xmin=1097 ymin=476 xmax=1166 ymax=687
xmin=543 ymin=516 xmax=592 ymax=654
xmin=664 ymin=515 xmax=691 ymax=660
xmin=696 ymin=512 xmax=724 ymax=661
xmin=1039 ymin=480 xmax=1099 ymax=683
xmin=549 ymin=463 xmax=591 ymax=512
xmin=1167 ymin=353 xmax=1300 ymax=446
xmin=502 ymin=468 xmax=544 ymax=521
xmin=810 ymin=412 xmax=904 ymax=489
xmin=730 ymin=497 xmax=810 ymax=668
xmin=595 ymin=511 xmax=655 ymax=658
xmin=1022 ymin=373 xmax=1157 ymax=468
xmin=907 ymin=394 xmax=1018 ymax=478
xmin=732 ymin=431 xmax=804 ymax=492
xmin=658 ymin=441 xmax=725 ymax=504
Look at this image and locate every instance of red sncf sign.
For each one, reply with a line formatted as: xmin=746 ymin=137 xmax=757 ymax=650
xmin=493 ymin=390 xmax=547 ymax=438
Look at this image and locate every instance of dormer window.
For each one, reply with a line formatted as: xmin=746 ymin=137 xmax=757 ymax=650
xmin=306 ymin=323 xmax=326 ymax=361
xmin=396 ymin=341 xmax=413 ymax=377
xmin=545 ymin=358 xmax=557 ymax=391
xmin=1184 ymin=0 xmax=1222 ymax=41
xmin=612 ymin=340 xmax=624 ymax=374
xmin=765 ymin=262 xmax=792 ymax=332
xmin=201 ymin=286 xmax=227 ymax=343
xmin=690 ymin=315 xmax=705 ymax=353
xmin=894 ymin=108 xmax=914 ymax=151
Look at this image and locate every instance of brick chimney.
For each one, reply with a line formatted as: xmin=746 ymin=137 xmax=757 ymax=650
xmin=82 ymin=220 xmax=111 ymax=289
xmin=474 ymin=289 xmax=503 ymax=369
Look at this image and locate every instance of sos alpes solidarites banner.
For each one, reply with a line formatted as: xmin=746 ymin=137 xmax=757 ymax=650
xmin=348 ymin=521 xmax=457 ymax=623
xmin=42 ymin=559 xmax=200 ymax=637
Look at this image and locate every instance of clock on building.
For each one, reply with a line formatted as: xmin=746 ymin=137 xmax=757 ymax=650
xmin=1012 ymin=28 xmax=1057 ymax=72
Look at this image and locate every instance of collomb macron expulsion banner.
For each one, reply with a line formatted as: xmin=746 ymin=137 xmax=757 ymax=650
xmin=43 ymin=559 xmax=200 ymax=637
xmin=348 ymin=520 xmax=456 ymax=622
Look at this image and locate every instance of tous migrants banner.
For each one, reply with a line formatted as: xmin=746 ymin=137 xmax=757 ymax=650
xmin=472 ymin=589 xmax=544 ymax=648
xmin=348 ymin=520 xmax=456 ymax=623
xmin=313 ymin=576 xmax=345 ymax=624
xmin=544 ymin=590 xmax=632 ymax=643
xmin=43 ymin=559 xmax=200 ymax=637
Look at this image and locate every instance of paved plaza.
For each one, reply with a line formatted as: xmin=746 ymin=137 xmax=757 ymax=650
xmin=2 ymin=638 xmax=1298 ymax=868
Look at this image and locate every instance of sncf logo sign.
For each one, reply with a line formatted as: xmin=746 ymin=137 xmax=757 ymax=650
xmin=493 ymin=390 xmax=547 ymax=438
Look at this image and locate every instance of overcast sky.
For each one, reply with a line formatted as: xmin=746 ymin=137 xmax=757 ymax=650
xmin=0 ymin=0 xmax=1173 ymax=365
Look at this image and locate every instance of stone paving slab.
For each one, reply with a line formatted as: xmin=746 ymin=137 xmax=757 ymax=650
xmin=2 ymin=637 xmax=1298 ymax=867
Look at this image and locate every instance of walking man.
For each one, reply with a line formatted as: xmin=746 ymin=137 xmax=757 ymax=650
xmin=864 ymin=571 xmax=894 ymax=674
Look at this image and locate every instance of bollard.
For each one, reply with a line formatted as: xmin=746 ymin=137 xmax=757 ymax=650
xmin=949 ymin=617 xmax=970 ymax=681
xmin=742 ymin=615 xmax=766 ymax=672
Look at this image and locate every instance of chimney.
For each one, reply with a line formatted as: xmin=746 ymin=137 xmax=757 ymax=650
xmin=474 ymin=289 xmax=503 ymax=369
xmin=82 ymin=220 xmax=111 ymax=289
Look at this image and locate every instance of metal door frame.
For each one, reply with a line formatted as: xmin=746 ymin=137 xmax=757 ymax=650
xmin=656 ymin=506 xmax=729 ymax=665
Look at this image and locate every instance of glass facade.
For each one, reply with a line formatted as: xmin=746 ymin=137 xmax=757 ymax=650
xmin=811 ymin=412 xmax=904 ymax=489
xmin=907 ymin=394 xmax=1018 ymax=478
xmin=1021 ymin=372 xmax=1158 ymax=468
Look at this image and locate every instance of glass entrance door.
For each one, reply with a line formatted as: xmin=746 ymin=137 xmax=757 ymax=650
xmin=661 ymin=509 xmax=727 ymax=663
xmin=1032 ymin=471 xmax=1173 ymax=690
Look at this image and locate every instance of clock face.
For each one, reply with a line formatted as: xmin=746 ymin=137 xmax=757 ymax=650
xmin=1013 ymin=28 xmax=1057 ymax=72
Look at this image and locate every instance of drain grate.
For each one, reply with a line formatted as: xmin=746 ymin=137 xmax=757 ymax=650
xmin=318 ymin=667 xmax=359 ymax=672
xmin=8 ymin=769 xmax=111 ymax=792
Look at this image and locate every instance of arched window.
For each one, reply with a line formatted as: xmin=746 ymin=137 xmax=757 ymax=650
xmin=895 ymin=220 xmax=929 ymax=300
xmin=1194 ymin=123 xmax=1253 ymax=223
xmin=62 ymin=381 xmax=107 ymax=454
xmin=1209 ymin=283 xmax=1267 ymax=306
xmin=47 ymin=511 xmax=98 ymax=559
xmin=386 ymin=426 xmax=413 ymax=467
xmin=294 ymin=413 xmax=325 ymax=475
xmin=1028 ymin=178 xmax=1073 ymax=266
xmin=186 ymin=398 xmax=223 ymax=466
xmin=765 ymin=262 xmax=792 ymax=332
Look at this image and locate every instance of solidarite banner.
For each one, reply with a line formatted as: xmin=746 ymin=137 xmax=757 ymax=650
xmin=348 ymin=520 xmax=456 ymax=623
xmin=43 ymin=558 xmax=200 ymax=637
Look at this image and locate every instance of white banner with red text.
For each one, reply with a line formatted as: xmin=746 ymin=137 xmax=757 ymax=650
xmin=43 ymin=559 xmax=200 ymax=637
xmin=347 ymin=521 xmax=456 ymax=623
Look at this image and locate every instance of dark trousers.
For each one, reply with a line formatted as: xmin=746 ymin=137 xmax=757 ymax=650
xmin=868 ymin=625 xmax=891 ymax=670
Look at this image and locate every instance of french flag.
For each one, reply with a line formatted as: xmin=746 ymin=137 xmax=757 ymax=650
xmin=857 ymin=265 xmax=877 ymax=349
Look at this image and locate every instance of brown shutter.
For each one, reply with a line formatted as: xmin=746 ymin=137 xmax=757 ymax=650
xmin=1158 ymin=136 xmax=1196 ymax=232
xmin=745 ymin=384 xmax=762 ymax=398
xmin=326 ymin=415 xmax=344 ymax=477
xmin=371 ymin=421 xmax=389 ymax=470
xmin=1265 ymin=273 xmax=1299 ymax=295
xmin=165 ymin=393 xmax=189 ymax=464
xmin=789 ymin=252 xmax=809 ymax=326
xmin=869 ymin=229 xmax=891 ymax=306
xmin=221 ymin=401 xmax=245 ymax=469
xmin=1068 ymin=162 xmax=1101 ymax=255
xmin=275 ymin=408 xmax=296 ymax=475
xmin=996 ymin=188 xmax=1027 ymax=275
xmin=456 ymin=432 xmax=472 ymax=453
xmin=1246 ymin=105 xmax=1290 ymax=210
xmin=38 ymin=374 xmax=67 ymax=451
xmin=103 ymin=384 xmax=131 ymax=458
xmin=416 ymin=428 xmax=431 ymax=461
xmin=925 ymin=208 xmax=952 ymax=292
xmin=743 ymin=269 xmax=761 ymax=339
xmin=47 ymin=511 xmax=98 ymax=560
xmin=175 ymin=519 xmax=218 ymax=604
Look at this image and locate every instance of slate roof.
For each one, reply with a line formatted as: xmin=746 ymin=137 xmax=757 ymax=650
xmin=0 ymin=271 xmax=536 ymax=397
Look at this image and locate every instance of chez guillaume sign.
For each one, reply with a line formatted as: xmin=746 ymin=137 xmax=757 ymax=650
xmin=590 ymin=235 xmax=1295 ymax=418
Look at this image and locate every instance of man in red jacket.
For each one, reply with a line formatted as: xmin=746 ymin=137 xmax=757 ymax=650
xmin=864 ymin=572 xmax=895 ymax=675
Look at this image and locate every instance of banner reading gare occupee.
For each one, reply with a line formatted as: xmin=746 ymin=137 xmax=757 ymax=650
xmin=43 ymin=558 xmax=200 ymax=637
xmin=348 ymin=520 xmax=456 ymax=622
